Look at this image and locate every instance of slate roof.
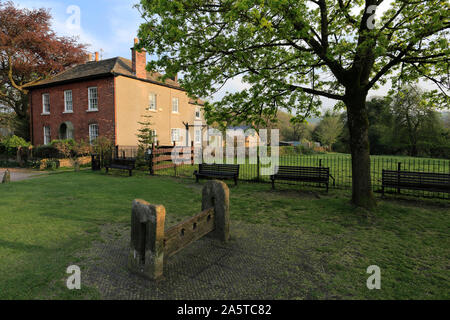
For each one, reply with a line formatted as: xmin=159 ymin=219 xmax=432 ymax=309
xmin=25 ymin=57 xmax=204 ymax=105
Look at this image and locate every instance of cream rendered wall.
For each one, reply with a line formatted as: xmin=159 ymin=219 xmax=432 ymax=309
xmin=115 ymin=76 xmax=205 ymax=146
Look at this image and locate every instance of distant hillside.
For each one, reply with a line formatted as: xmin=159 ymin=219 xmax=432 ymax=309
xmin=441 ymin=111 xmax=450 ymax=120
xmin=306 ymin=117 xmax=321 ymax=124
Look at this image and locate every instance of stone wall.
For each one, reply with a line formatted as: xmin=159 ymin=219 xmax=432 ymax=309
xmin=39 ymin=156 xmax=91 ymax=170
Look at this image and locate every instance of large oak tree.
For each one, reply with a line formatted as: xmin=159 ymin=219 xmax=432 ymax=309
xmin=136 ymin=0 xmax=449 ymax=208
xmin=0 ymin=1 xmax=87 ymax=139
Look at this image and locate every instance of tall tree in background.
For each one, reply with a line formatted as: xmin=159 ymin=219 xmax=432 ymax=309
xmin=389 ymin=85 xmax=447 ymax=157
xmin=0 ymin=1 xmax=87 ymax=139
xmin=314 ymin=111 xmax=343 ymax=151
xmin=137 ymin=0 xmax=449 ymax=208
xmin=277 ymin=111 xmax=313 ymax=142
xmin=336 ymin=94 xmax=449 ymax=157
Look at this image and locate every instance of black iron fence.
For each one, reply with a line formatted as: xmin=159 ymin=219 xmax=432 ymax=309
xmin=112 ymin=146 xmax=450 ymax=199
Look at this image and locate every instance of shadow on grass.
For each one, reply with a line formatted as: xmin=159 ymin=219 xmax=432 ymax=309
xmin=0 ymin=239 xmax=45 ymax=251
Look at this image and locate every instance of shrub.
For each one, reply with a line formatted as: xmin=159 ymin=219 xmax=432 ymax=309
xmin=39 ymin=159 xmax=59 ymax=170
xmin=92 ymin=137 xmax=114 ymax=167
xmin=33 ymin=145 xmax=63 ymax=159
xmin=278 ymin=145 xmax=320 ymax=156
xmin=0 ymin=160 xmax=19 ymax=168
xmin=92 ymin=137 xmax=114 ymax=156
xmin=135 ymin=146 xmax=149 ymax=169
xmin=0 ymin=135 xmax=31 ymax=157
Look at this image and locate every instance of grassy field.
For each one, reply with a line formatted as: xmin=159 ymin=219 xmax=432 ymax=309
xmin=0 ymin=170 xmax=449 ymax=299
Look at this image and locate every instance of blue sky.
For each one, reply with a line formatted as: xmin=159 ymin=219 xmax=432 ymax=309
xmin=13 ymin=0 xmax=143 ymax=60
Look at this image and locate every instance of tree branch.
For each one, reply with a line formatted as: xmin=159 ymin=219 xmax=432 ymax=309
xmin=288 ymin=83 xmax=345 ymax=100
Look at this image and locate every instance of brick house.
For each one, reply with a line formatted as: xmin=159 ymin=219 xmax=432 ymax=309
xmin=26 ymin=39 xmax=206 ymax=147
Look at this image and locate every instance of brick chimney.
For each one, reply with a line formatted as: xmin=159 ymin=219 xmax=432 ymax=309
xmin=95 ymin=51 xmax=99 ymax=61
xmin=86 ymin=53 xmax=93 ymax=63
xmin=131 ymin=38 xmax=147 ymax=79
xmin=170 ymin=74 xmax=178 ymax=82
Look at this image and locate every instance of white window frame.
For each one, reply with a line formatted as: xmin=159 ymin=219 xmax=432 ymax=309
xmin=43 ymin=126 xmax=51 ymax=145
xmin=195 ymin=107 xmax=201 ymax=119
xmin=88 ymin=87 xmax=98 ymax=111
xmin=171 ymin=128 xmax=180 ymax=142
xmin=89 ymin=123 xmax=99 ymax=144
xmin=172 ymin=97 xmax=179 ymax=113
xmin=42 ymin=93 xmax=50 ymax=114
xmin=152 ymin=129 xmax=157 ymax=142
xmin=149 ymin=93 xmax=157 ymax=111
xmin=195 ymin=128 xmax=201 ymax=143
xmin=64 ymin=90 xmax=73 ymax=113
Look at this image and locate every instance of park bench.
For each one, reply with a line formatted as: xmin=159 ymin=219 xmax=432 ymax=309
xmin=270 ymin=166 xmax=333 ymax=192
xmin=194 ymin=164 xmax=240 ymax=186
xmin=382 ymin=170 xmax=450 ymax=196
xmin=105 ymin=158 xmax=136 ymax=176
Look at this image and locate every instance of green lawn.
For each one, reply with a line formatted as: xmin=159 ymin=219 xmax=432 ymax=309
xmin=0 ymin=170 xmax=449 ymax=299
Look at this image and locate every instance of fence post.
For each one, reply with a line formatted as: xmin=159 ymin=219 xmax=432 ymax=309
xmin=319 ymin=159 xmax=322 ymax=167
xmin=128 ymin=199 xmax=166 ymax=280
xmin=115 ymin=146 xmax=119 ymax=158
xmin=149 ymin=143 xmax=155 ymax=176
xmin=201 ymin=140 xmax=204 ymax=164
xmin=201 ymin=180 xmax=230 ymax=241
xmin=256 ymin=146 xmax=261 ymax=182
xmin=173 ymin=141 xmax=177 ymax=176
xmin=16 ymin=147 xmax=21 ymax=166
xmin=191 ymin=141 xmax=194 ymax=166
xmin=397 ymin=162 xmax=402 ymax=194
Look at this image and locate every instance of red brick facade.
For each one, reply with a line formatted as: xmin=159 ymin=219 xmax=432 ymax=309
xmin=29 ymin=77 xmax=116 ymax=145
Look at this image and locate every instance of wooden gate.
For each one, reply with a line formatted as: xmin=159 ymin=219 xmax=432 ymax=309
xmin=149 ymin=142 xmax=195 ymax=175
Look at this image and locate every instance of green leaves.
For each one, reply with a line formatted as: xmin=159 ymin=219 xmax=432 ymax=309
xmin=136 ymin=114 xmax=156 ymax=149
xmin=136 ymin=0 xmax=449 ymax=127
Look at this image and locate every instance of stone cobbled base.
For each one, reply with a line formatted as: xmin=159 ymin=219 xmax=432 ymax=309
xmin=77 ymin=220 xmax=330 ymax=300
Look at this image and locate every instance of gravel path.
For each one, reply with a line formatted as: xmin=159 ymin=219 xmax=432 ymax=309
xmin=0 ymin=168 xmax=47 ymax=182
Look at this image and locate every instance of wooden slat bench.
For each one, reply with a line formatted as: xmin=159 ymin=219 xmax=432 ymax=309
xmin=270 ymin=166 xmax=332 ymax=192
xmin=105 ymin=158 xmax=136 ymax=176
xmin=194 ymin=164 xmax=240 ymax=186
xmin=382 ymin=170 xmax=450 ymax=196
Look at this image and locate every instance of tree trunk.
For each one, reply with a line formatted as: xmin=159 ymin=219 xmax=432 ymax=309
xmin=410 ymin=143 xmax=418 ymax=157
xmin=14 ymin=112 xmax=30 ymax=141
xmin=345 ymin=92 xmax=377 ymax=209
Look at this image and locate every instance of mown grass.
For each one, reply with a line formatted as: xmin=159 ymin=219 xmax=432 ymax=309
xmin=0 ymin=170 xmax=449 ymax=299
